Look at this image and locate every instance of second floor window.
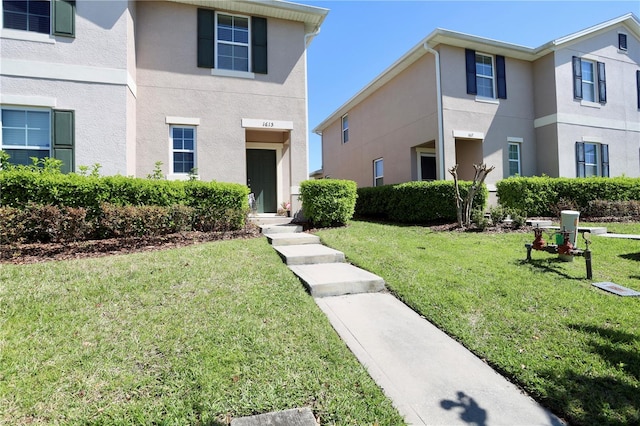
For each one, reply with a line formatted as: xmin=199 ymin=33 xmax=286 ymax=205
xmin=572 ymin=56 xmax=606 ymax=104
xmin=475 ymin=53 xmax=494 ymax=98
xmin=3 ymin=0 xmax=50 ymax=34
xmin=217 ymin=13 xmax=249 ymax=72
xmin=465 ymin=49 xmax=507 ymax=99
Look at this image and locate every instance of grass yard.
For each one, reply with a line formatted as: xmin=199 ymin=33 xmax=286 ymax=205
xmin=0 ymin=237 xmax=404 ymax=425
xmin=316 ymin=221 xmax=640 ymax=426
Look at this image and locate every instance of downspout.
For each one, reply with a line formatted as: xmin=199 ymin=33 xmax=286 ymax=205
xmin=423 ymin=43 xmax=445 ymax=180
xmin=303 ymin=27 xmax=321 ymax=179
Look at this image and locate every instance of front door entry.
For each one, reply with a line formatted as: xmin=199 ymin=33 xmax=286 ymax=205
xmin=246 ymin=149 xmax=277 ymax=213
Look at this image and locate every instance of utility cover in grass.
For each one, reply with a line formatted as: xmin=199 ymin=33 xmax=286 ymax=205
xmin=592 ymin=282 xmax=640 ymax=297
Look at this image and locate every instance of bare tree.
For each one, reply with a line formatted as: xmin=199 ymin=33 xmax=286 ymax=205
xmin=448 ymin=163 xmax=495 ymax=228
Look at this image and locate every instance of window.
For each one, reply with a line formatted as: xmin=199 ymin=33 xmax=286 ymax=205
xmin=216 ymin=13 xmax=249 ymax=72
xmin=341 ymin=114 xmax=349 ymax=143
xmin=576 ymin=142 xmax=609 ymax=177
xmin=373 ymin=158 xmax=383 ymax=187
xmin=618 ymin=33 xmax=627 ymax=51
xmin=170 ymin=126 xmax=196 ymax=174
xmin=465 ymin=49 xmax=506 ymax=99
xmin=197 ymin=9 xmax=267 ymax=74
xmin=572 ymin=57 xmax=606 ymax=104
xmin=508 ymin=142 xmax=521 ymax=176
xmin=636 ymin=70 xmax=640 ymax=110
xmin=1 ymin=108 xmax=51 ymax=165
xmin=2 ymin=0 xmax=75 ymax=37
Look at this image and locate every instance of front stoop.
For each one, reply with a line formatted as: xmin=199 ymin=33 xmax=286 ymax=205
xmin=260 ymin=223 xmax=303 ymax=234
xmin=267 ymin=233 xmax=320 ymax=246
xmin=273 ymin=244 xmax=345 ymax=265
xmin=289 ymin=263 xmax=386 ymax=297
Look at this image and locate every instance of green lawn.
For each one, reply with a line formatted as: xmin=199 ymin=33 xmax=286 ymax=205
xmin=0 ymin=237 xmax=403 ymax=425
xmin=316 ymin=221 xmax=640 ymax=426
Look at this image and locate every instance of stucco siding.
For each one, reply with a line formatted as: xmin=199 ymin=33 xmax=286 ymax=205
xmin=532 ymin=53 xmax=557 ymax=119
xmin=321 ymin=54 xmax=438 ymax=187
xmin=534 ymin=125 xmax=560 ymax=177
xmin=134 ymin=1 xmax=309 ymax=184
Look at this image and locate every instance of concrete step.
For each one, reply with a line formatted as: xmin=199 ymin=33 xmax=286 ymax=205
xmin=267 ymin=233 xmax=320 ymax=246
xmin=273 ymin=244 xmax=345 ymax=265
xmin=248 ymin=215 xmax=292 ymax=226
xmin=260 ymin=223 xmax=303 ymax=234
xmin=289 ymin=263 xmax=385 ymax=297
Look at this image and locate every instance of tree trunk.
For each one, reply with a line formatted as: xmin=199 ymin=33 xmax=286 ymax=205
xmin=448 ymin=163 xmax=495 ymax=228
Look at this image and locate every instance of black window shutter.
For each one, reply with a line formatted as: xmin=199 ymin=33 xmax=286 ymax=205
xmin=576 ymin=142 xmax=585 ymax=178
xmin=618 ymin=33 xmax=627 ymax=51
xmin=52 ymin=110 xmax=75 ymax=174
xmin=251 ymin=17 xmax=267 ymax=74
xmin=496 ymin=55 xmax=507 ymax=99
xmin=465 ymin=49 xmax=477 ymax=95
xmin=197 ymin=9 xmax=215 ymax=68
xmin=572 ymin=56 xmax=582 ymax=100
xmin=601 ymin=144 xmax=609 ymax=177
xmin=597 ymin=62 xmax=606 ymax=104
xmin=636 ymin=70 xmax=640 ymax=109
xmin=53 ymin=0 xmax=75 ymax=37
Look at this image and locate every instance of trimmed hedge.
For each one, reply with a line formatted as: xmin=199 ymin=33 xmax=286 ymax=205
xmin=496 ymin=176 xmax=640 ymax=217
xmin=356 ymin=181 xmax=488 ymax=223
xmin=300 ymin=179 xmax=357 ymax=227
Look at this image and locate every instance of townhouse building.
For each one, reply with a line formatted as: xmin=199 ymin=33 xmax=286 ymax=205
xmin=314 ymin=14 xmax=640 ymax=191
xmin=1 ymin=0 xmax=328 ymax=214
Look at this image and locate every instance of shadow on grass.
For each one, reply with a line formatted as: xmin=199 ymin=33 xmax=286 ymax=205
xmin=620 ymin=252 xmax=640 ymax=262
xmin=517 ymin=258 xmax=583 ymax=280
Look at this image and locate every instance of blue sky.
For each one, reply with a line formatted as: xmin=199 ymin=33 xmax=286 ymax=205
xmin=298 ymin=1 xmax=639 ymax=173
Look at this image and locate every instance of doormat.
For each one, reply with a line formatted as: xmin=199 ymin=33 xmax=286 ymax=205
xmin=592 ymin=282 xmax=640 ymax=297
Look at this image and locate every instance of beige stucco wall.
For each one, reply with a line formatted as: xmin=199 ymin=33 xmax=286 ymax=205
xmin=321 ymin=54 xmax=439 ymax=187
xmin=548 ymin=24 xmax=640 ymax=177
xmin=135 ymin=1 xmax=309 ymax=202
xmin=439 ymin=45 xmax=537 ymax=184
xmin=0 ymin=1 xmax=134 ymax=175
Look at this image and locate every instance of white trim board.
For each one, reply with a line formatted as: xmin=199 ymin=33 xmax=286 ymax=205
xmin=534 ymin=113 xmax=640 ymax=132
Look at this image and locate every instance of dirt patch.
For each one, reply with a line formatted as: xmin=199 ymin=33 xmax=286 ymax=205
xmin=0 ymin=226 xmax=262 ymax=265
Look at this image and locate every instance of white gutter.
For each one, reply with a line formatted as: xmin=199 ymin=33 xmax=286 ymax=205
xmin=303 ymin=27 xmax=321 ymax=178
xmin=423 ymin=43 xmax=445 ymax=180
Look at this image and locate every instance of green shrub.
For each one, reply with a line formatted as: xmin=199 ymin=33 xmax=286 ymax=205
xmin=300 ymin=179 xmax=357 ymax=227
xmin=583 ymin=199 xmax=640 ymax=218
xmin=471 ymin=208 xmax=490 ymax=230
xmin=355 ymin=181 xmax=487 ymax=223
xmin=497 ymin=176 xmax=640 ymax=216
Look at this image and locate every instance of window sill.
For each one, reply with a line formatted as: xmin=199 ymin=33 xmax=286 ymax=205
xmin=211 ymin=69 xmax=255 ymax=79
xmin=1 ymin=28 xmax=55 ymax=44
xmin=166 ymin=173 xmax=198 ymax=181
xmin=580 ymin=100 xmax=602 ymax=109
xmin=475 ymin=96 xmax=499 ymax=105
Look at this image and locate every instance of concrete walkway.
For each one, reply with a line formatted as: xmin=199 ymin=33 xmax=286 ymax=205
xmin=261 ymin=223 xmax=566 ymax=426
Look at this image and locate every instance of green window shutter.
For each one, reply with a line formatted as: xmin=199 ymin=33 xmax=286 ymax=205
xmin=52 ymin=110 xmax=75 ymax=174
xmin=53 ymin=0 xmax=75 ymax=37
xmin=251 ymin=17 xmax=267 ymax=74
xmin=198 ymin=9 xmax=215 ymax=68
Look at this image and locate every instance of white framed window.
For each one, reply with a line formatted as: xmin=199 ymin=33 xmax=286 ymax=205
xmin=581 ymin=60 xmax=596 ymax=103
xmin=170 ymin=126 xmax=196 ymax=174
xmin=1 ymin=107 xmax=51 ymax=165
xmin=508 ymin=142 xmax=521 ymax=176
xmin=576 ymin=141 xmax=609 ymax=178
xmin=216 ymin=12 xmax=250 ymax=72
xmin=475 ymin=53 xmax=494 ymax=99
xmin=373 ymin=158 xmax=383 ymax=187
xmin=2 ymin=0 xmax=51 ymax=34
xmin=618 ymin=33 xmax=628 ymax=51
xmin=584 ymin=142 xmax=599 ymax=177
xmin=572 ymin=56 xmax=606 ymax=104
xmin=341 ymin=114 xmax=349 ymax=143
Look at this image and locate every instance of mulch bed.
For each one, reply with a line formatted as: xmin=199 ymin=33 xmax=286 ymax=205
xmin=0 ymin=227 xmax=262 ymax=264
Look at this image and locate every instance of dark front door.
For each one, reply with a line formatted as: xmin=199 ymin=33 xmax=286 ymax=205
xmin=421 ymin=155 xmax=437 ymax=181
xmin=246 ymin=149 xmax=277 ymax=213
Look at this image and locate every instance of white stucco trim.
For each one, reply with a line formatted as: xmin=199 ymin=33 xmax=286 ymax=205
xmin=1 ymin=58 xmax=131 ymax=87
xmin=166 ymin=116 xmax=201 ymax=126
xmin=475 ymin=96 xmax=500 ymax=105
xmin=241 ymin=118 xmax=294 ymax=130
xmin=582 ymin=136 xmax=602 ymax=143
xmin=246 ymin=142 xmax=284 ymax=208
xmin=507 ymin=137 xmax=524 ymax=143
xmin=534 ymin=113 xmax=640 ymax=132
xmin=1 ymin=28 xmax=55 ymax=43
xmin=453 ymin=130 xmax=485 ymax=140
xmin=211 ymin=69 xmax=255 ymax=79
xmin=1 ymin=94 xmax=56 ymax=107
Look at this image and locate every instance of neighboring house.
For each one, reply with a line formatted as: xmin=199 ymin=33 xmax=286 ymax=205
xmin=314 ymin=14 xmax=640 ymax=193
xmin=0 ymin=0 xmax=328 ymax=214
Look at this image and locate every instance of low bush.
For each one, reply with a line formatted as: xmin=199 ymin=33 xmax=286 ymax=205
xmin=355 ymin=181 xmax=487 ymax=223
xmin=300 ymin=179 xmax=357 ymax=227
xmin=497 ymin=176 xmax=640 ymax=216
xmin=583 ymin=199 xmax=640 ymax=218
